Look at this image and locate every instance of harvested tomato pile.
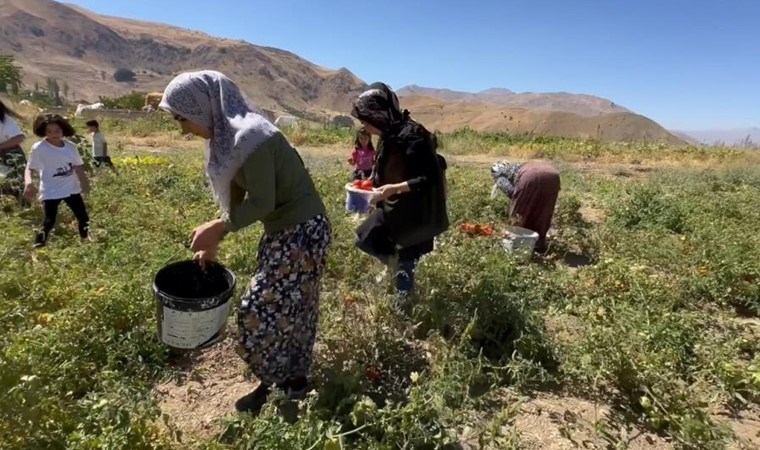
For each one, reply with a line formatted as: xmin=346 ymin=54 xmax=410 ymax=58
xmin=458 ymin=222 xmax=494 ymax=237
xmin=351 ymin=179 xmax=374 ymax=191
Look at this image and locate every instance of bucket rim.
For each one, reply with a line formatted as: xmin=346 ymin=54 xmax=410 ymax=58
xmin=504 ymin=226 xmax=539 ymax=238
xmin=345 ymin=183 xmax=376 ymax=196
xmin=153 ymin=259 xmax=236 ymax=302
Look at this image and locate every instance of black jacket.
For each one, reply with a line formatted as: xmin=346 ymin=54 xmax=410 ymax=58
xmin=357 ymin=120 xmax=449 ymax=252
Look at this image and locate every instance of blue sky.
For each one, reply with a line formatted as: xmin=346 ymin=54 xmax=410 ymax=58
xmin=63 ymin=0 xmax=759 ymax=130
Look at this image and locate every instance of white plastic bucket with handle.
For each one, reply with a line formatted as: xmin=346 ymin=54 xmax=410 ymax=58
xmin=502 ymin=226 xmax=539 ymax=258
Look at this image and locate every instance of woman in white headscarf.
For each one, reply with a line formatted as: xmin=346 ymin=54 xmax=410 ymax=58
xmin=160 ymin=70 xmax=331 ymax=414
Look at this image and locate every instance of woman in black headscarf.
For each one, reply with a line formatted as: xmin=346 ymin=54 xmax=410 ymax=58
xmin=350 ymin=83 xmax=448 ymax=311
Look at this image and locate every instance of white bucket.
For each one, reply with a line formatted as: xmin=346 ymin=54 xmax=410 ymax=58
xmin=345 ymin=183 xmax=375 ymax=214
xmin=502 ymin=226 xmax=539 ymax=258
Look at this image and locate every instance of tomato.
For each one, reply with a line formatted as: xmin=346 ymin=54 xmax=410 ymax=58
xmin=352 ymin=180 xmax=363 ymax=188
xmin=360 ymin=180 xmax=373 ymax=190
xmin=366 ymin=367 xmax=381 ymax=383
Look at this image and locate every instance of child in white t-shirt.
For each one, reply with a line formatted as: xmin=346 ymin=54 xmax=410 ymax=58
xmin=86 ymin=119 xmax=116 ymax=172
xmin=24 ymin=114 xmax=91 ymax=248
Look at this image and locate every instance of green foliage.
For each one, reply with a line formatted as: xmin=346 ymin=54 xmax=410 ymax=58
xmin=283 ymin=125 xmax=354 ymax=147
xmin=99 ymin=92 xmax=148 ymax=111
xmin=0 ymin=54 xmax=23 ymax=95
xmin=2 ymin=128 xmax=760 ymax=448
xmin=610 ymin=184 xmax=689 ymax=233
xmin=46 ymin=77 xmax=62 ymax=106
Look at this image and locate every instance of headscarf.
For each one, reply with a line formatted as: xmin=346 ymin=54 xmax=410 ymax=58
xmin=490 ymin=161 xmax=523 ymax=199
xmin=159 ymin=70 xmax=279 ymax=216
xmin=350 ymin=82 xmax=408 ymax=133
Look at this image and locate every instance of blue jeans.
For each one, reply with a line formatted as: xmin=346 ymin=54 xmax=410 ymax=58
xmin=355 ymin=237 xmax=416 ymax=293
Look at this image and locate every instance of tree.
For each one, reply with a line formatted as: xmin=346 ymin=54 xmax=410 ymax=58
xmin=0 ymin=54 xmax=24 ymax=94
xmin=113 ymin=68 xmax=136 ymax=82
xmin=47 ymin=77 xmax=61 ymax=106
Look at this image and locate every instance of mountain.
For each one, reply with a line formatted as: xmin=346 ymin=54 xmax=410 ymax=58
xmin=401 ymin=94 xmax=685 ymax=145
xmin=0 ymin=0 xmax=367 ymax=118
xmin=397 ymin=85 xmax=630 ymax=117
xmin=0 ymin=0 xmax=686 ymax=144
xmin=672 ymin=128 xmax=760 ymax=146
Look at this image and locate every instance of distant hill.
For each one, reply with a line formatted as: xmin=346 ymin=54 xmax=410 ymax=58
xmin=401 ymin=94 xmax=686 ymax=145
xmin=673 ymin=128 xmax=760 ymax=146
xmin=0 ymin=0 xmax=367 ymax=119
xmin=0 ymin=0 xmax=689 ymax=143
xmin=397 ymin=84 xmax=630 ymax=117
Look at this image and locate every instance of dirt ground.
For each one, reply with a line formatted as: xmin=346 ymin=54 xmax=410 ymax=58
xmin=154 ymin=326 xmax=255 ymax=443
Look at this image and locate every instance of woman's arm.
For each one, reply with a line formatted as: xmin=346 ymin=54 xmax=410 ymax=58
xmin=0 ymin=134 xmax=25 ymax=152
xmin=374 ymin=137 xmax=439 ymax=201
xmin=222 ymin=148 xmax=276 ymax=233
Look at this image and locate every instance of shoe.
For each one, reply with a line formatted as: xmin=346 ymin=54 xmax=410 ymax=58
xmin=235 ymin=382 xmax=271 ymax=415
xmin=33 ymin=232 xmax=47 ymax=248
xmin=278 ymin=376 xmax=309 ymax=400
xmin=393 ymin=290 xmax=413 ymax=315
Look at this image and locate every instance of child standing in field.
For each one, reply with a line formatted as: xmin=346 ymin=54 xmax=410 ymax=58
xmin=86 ymin=120 xmax=116 ymax=171
xmin=347 ymin=128 xmax=375 ymax=180
xmin=24 ymin=114 xmax=91 ymax=248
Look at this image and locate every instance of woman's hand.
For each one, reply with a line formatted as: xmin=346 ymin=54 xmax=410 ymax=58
xmin=23 ymin=183 xmax=38 ymax=201
xmin=190 ymin=219 xmax=226 ymax=269
xmin=193 ymin=248 xmax=218 ymax=269
xmin=371 ymin=182 xmax=409 ymax=205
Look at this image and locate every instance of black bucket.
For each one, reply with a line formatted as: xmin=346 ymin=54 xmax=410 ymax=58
xmin=153 ymin=260 xmax=236 ymax=349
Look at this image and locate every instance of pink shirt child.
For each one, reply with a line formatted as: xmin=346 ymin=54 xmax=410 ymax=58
xmin=351 ymin=146 xmax=374 ymax=171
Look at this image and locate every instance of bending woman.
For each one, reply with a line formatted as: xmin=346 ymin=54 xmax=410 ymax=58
xmin=160 ymin=70 xmax=331 ymax=414
xmin=491 ymin=160 xmax=560 ymax=253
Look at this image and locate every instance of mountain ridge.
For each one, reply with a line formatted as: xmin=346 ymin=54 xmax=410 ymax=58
xmin=1 ymin=0 xmax=686 ymax=143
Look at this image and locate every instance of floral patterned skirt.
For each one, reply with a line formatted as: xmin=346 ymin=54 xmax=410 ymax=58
xmin=236 ymin=215 xmax=331 ymax=385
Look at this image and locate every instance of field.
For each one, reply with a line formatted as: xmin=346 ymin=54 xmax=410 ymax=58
xmin=2 ymin=114 xmax=760 ymax=449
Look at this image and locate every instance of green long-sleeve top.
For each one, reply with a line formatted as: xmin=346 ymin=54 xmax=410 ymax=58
xmin=222 ymin=133 xmax=325 ymax=235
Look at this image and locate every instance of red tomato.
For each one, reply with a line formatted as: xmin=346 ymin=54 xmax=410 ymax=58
xmin=352 ymin=180 xmax=363 ymax=188
xmin=366 ymin=367 xmax=381 ymax=383
xmin=360 ymin=180 xmax=374 ymax=190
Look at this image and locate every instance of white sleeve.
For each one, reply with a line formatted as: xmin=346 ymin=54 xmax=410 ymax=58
xmin=1 ymin=117 xmax=23 ymax=142
xmin=26 ymin=143 xmax=42 ymax=171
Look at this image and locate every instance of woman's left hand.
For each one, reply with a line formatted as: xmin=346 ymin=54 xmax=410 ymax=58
xmin=371 ymin=183 xmax=400 ymax=205
xmin=190 ymin=219 xmax=225 ymax=253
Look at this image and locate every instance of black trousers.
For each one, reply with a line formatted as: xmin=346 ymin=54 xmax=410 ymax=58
xmin=93 ymin=156 xmax=114 ymax=167
xmin=41 ymin=194 xmax=89 ymax=239
xmin=352 ymin=169 xmax=372 ymax=180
